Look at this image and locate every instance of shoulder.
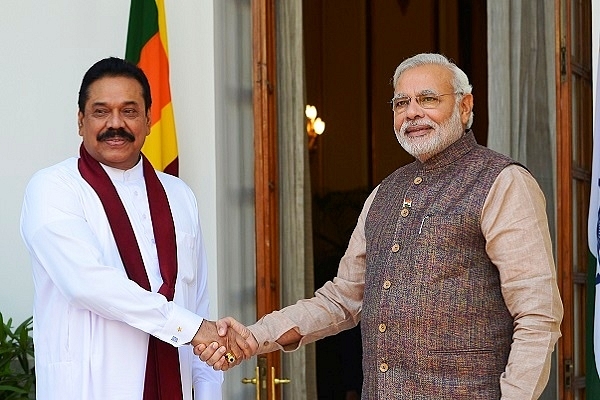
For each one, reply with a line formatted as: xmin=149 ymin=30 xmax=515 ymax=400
xmin=156 ymin=171 xmax=193 ymax=193
xmin=155 ymin=171 xmax=198 ymax=206
xmin=473 ymin=144 xmax=519 ymax=167
xmin=26 ymin=157 xmax=81 ymax=193
xmin=494 ymin=164 xmax=540 ymax=192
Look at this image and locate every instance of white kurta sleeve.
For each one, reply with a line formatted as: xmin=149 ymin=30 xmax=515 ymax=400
xmin=20 ymin=166 xmax=202 ymax=346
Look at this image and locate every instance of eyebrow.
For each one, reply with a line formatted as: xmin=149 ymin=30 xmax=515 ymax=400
xmin=394 ymin=89 xmax=439 ymax=98
xmin=90 ymin=100 xmax=141 ymax=108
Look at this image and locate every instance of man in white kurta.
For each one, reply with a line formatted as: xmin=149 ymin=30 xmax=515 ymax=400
xmin=20 ymin=57 xmax=224 ymax=400
xmin=20 ymin=158 xmax=222 ymax=399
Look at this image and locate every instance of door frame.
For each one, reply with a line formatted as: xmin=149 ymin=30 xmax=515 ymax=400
xmin=252 ymin=0 xmax=283 ymax=398
xmin=555 ymin=0 xmax=595 ymax=398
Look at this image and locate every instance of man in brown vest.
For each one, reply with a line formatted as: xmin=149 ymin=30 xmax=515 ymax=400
xmin=198 ymin=53 xmax=563 ymax=399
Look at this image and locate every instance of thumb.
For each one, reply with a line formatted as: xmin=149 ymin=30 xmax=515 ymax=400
xmin=216 ymin=317 xmax=232 ymax=336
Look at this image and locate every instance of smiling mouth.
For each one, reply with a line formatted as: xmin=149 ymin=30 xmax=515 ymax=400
xmin=405 ymin=125 xmax=433 ymax=136
xmin=104 ymin=138 xmax=130 ymax=146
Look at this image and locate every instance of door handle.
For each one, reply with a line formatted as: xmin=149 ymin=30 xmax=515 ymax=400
xmin=242 ymin=366 xmax=260 ymax=400
xmin=270 ymin=366 xmax=290 ymax=399
xmin=242 ymin=357 xmax=269 ymax=399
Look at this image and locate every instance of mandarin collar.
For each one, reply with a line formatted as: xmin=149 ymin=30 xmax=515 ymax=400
xmin=419 ymin=130 xmax=477 ymax=171
xmin=100 ymin=157 xmax=144 ymax=182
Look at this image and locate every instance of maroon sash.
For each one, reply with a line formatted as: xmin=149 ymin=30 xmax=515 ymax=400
xmin=78 ymin=144 xmax=183 ymax=400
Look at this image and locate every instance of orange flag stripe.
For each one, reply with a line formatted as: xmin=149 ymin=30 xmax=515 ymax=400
xmin=138 ymin=33 xmax=171 ymax=125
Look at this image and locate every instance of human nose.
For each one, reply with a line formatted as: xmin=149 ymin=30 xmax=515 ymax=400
xmin=404 ymin=97 xmax=425 ymax=119
xmin=106 ymin=110 xmax=126 ymax=129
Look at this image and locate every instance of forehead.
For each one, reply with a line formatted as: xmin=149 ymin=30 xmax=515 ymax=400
xmin=86 ymin=76 xmax=144 ymax=107
xmin=394 ymin=64 xmax=454 ymax=95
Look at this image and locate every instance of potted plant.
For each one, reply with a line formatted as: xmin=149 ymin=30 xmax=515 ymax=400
xmin=0 ymin=313 xmax=34 ymax=399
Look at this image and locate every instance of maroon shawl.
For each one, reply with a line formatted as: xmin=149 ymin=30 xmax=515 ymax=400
xmin=78 ymin=144 xmax=183 ymax=399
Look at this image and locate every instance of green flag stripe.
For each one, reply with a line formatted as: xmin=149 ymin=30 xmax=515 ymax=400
xmin=125 ymin=0 xmax=159 ymax=64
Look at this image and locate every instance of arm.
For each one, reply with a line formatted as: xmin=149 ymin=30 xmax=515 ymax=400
xmin=195 ymin=188 xmax=380 ymax=370
xmin=482 ymin=166 xmax=563 ymax=399
xmin=246 ymin=188 xmax=378 ymax=354
xmin=20 ymin=167 xmax=248 ymax=354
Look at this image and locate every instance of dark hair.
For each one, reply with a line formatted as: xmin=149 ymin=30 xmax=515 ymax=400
xmin=77 ymin=57 xmax=152 ymax=113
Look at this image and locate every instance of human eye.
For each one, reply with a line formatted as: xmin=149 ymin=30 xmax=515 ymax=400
xmin=91 ymin=108 xmax=109 ymax=118
xmin=122 ymin=108 xmax=140 ymax=118
xmin=418 ymin=95 xmax=439 ymax=107
xmin=392 ymin=97 xmax=410 ymax=112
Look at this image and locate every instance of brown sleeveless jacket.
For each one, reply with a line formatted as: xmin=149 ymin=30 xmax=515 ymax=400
xmin=362 ymin=132 xmax=517 ymax=399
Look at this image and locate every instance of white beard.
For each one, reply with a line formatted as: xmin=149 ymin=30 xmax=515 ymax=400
xmin=394 ymin=106 xmax=464 ymax=161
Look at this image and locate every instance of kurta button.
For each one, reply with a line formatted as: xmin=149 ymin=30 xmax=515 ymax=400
xmin=378 ymin=323 xmax=386 ymax=332
xmin=400 ymin=208 xmax=409 ymax=217
xmin=383 ymin=280 xmax=391 ymax=289
xmin=391 ymin=243 xmax=399 ymax=252
xmin=413 ymin=176 xmax=423 ymax=185
xmin=379 ymin=363 xmax=389 ymax=372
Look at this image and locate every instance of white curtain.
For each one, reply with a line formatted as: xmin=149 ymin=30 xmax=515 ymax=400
xmin=277 ymin=1 xmax=317 ymax=398
xmin=487 ymin=3 xmax=557 ymax=399
xmin=487 ymin=0 xmax=556 ymax=238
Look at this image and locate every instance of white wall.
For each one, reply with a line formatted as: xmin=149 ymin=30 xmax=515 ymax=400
xmin=0 ymin=1 xmax=221 ymax=323
xmin=1 ymin=2 xmax=257 ymax=397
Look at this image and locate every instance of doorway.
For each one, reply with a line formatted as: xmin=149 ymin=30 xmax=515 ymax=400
xmin=302 ymin=0 xmax=487 ymax=398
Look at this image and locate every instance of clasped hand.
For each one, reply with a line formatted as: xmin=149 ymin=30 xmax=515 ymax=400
xmin=192 ymin=317 xmax=258 ymax=371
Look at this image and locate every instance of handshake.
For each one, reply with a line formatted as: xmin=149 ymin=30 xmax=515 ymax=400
xmin=191 ymin=317 xmax=258 ymax=371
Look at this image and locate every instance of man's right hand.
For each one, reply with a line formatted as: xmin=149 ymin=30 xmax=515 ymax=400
xmin=191 ymin=319 xmax=254 ymax=370
xmin=193 ymin=317 xmax=258 ymax=371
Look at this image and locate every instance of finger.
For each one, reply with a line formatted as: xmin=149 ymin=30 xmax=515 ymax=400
xmin=220 ymin=318 xmax=256 ymax=359
xmin=233 ymin=326 xmax=258 ymax=358
xmin=216 ymin=317 xmax=232 ymax=336
xmin=212 ymin=356 xmax=230 ymax=371
xmin=200 ymin=342 xmax=227 ymax=366
xmin=226 ymin=330 xmax=247 ymax=360
xmin=193 ymin=343 xmax=207 ymax=356
xmin=195 ymin=342 xmax=216 ymax=362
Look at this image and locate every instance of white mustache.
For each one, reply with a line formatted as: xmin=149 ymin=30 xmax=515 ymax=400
xmin=399 ymin=119 xmax=437 ymax=135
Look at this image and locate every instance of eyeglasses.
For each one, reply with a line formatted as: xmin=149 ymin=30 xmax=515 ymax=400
xmin=390 ymin=92 xmax=461 ymax=113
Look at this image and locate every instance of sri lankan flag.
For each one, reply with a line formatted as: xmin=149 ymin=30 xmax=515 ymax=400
xmin=125 ymin=0 xmax=178 ymax=176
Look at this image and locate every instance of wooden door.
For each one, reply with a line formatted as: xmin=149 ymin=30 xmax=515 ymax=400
xmin=555 ymin=0 xmax=593 ymax=398
xmin=252 ymin=0 xmax=285 ymax=399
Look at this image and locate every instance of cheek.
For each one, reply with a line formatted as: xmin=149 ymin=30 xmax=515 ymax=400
xmin=393 ymin=114 xmax=404 ymax=131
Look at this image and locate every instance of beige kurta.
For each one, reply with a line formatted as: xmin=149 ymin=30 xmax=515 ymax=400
xmin=249 ymin=164 xmax=563 ymax=400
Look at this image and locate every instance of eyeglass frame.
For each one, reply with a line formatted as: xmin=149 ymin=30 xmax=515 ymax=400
xmin=390 ymin=91 xmax=463 ymax=114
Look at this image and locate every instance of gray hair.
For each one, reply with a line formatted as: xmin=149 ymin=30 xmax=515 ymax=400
xmin=392 ymin=53 xmax=474 ymax=128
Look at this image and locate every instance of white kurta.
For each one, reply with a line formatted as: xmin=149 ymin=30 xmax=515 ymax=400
xmin=20 ymin=156 xmax=222 ymax=400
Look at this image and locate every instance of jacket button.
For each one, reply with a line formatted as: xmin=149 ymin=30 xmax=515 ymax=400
xmin=391 ymin=243 xmax=400 ymax=252
xmin=378 ymin=323 xmax=386 ymax=333
xmin=379 ymin=363 xmax=389 ymax=372
xmin=383 ymin=280 xmax=391 ymax=289
xmin=414 ymin=176 xmax=423 ymax=185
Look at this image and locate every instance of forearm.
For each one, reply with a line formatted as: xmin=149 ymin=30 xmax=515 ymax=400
xmin=248 ymin=189 xmax=372 ymax=354
xmin=248 ymin=280 xmax=362 ymax=354
xmin=499 ymin=256 xmax=562 ymax=398
xmin=500 ymin=320 xmax=560 ymax=399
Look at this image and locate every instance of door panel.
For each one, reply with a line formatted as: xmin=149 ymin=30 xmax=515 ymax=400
xmin=556 ymin=0 xmax=593 ymax=398
xmin=252 ymin=0 xmax=284 ymax=398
